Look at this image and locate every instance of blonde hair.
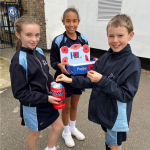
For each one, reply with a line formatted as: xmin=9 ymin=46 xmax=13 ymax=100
xmin=15 ymin=16 xmax=40 ymax=50
xmin=107 ymin=14 xmax=133 ymax=34
xmin=62 ymin=6 xmax=80 ymax=20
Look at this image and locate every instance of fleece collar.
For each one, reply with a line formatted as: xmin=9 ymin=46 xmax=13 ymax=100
xmin=19 ymin=46 xmax=37 ymax=54
xmin=108 ymin=44 xmax=132 ymax=59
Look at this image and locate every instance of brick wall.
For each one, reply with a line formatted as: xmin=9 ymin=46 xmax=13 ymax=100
xmin=22 ymin=0 xmax=47 ymax=49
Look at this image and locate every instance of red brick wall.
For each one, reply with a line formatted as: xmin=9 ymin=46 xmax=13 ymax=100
xmin=22 ymin=0 xmax=47 ymax=49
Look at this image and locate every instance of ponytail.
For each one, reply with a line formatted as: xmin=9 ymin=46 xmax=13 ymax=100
xmin=15 ymin=39 xmax=22 ymax=51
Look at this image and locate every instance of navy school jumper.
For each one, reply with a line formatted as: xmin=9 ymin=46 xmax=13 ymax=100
xmin=50 ymin=31 xmax=88 ymax=78
xmin=70 ymin=44 xmax=141 ymax=131
xmin=10 ymin=47 xmax=54 ymax=107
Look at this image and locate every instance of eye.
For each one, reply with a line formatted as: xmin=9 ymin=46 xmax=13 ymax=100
xmin=27 ymin=34 xmax=31 ymax=37
xmin=36 ymin=34 xmax=40 ymax=37
xmin=109 ymin=35 xmax=114 ymax=37
xmin=119 ymin=35 xmax=123 ymax=37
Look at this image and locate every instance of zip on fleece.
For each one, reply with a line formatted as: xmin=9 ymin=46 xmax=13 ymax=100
xmin=33 ymin=50 xmax=49 ymax=94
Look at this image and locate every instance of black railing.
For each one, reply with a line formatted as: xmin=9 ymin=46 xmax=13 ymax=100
xmin=0 ymin=0 xmax=22 ymax=49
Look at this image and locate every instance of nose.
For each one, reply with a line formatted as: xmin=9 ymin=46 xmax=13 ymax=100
xmin=113 ymin=36 xmax=118 ymax=42
xmin=32 ymin=36 xmax=36 ymax=42
xmin=70 ymin=21 xmax=74 ymax=26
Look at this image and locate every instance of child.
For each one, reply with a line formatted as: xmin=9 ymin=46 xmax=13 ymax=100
xmin=9 ymin=16 xmax=63 ymax=150
xmin=50 ymin=7 xmax=92 ymax=147
xmin=56 ymin=14 xmax=141 ymax=150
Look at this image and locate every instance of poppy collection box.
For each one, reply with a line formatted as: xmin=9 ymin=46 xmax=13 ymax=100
xmin=65 ymin=61 xmax=95 ymax=75
xmin=60 ymin=44 xmax=95 ymax=75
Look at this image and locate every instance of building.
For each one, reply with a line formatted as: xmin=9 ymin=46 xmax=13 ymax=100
xmin=0 ymin=0 xmax=150 ymax=70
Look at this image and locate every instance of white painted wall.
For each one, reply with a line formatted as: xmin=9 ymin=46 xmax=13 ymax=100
xmin=44 ymin=0 xmax=150 ymax=59
xmin=44 ymin=0 xmax=67 ymax=49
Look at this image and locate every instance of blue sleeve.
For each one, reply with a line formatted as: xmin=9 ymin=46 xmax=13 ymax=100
xmin=96 ymin=58 xmax=141 ymax=103
xmin=50 ymin=38 xmax=61 ymax=70
xmin=10 ymin=59 xmax=48 ymax=105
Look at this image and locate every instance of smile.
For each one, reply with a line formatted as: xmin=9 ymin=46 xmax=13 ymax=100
xmin=69 ymin=28 xmax=74 ymax=31
xmin=113 ymin=45 xmax=120 ymax=48
xmin=30 ymin=43 xmax=36 ymax=46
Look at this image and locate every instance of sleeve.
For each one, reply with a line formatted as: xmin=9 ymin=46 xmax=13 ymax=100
xmin=10 ymin=60 xmax=48 ymax=105
xmin=50 ymin=39 xmax=61 ymax=71
xmin=71 ymin=76 xmax=93 ymax=89
xmin=49 ymin=73 xmax=55 ymax=83
xmin=96 ymin=58 xmax=141 ymax=103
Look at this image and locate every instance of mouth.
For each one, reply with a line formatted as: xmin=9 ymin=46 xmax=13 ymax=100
xmin=30 ymin=43 xmax=36 ymax=46
xmin=68 ymin=28 xmax=74 ymax=31
xmin=112 ymin=44 xmax=120 ymax=48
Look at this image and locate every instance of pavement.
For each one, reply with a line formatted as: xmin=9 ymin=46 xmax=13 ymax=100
xmin=0 ymin=47 xmax=150 ymax=150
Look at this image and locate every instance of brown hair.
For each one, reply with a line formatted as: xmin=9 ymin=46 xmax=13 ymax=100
xmin=15 ymin=16 xmax=40 ymax=50
xmin=106 ymin=14 xmax=133 ymax=34
xmin=62 ymin=6 xmax=80 ymax=20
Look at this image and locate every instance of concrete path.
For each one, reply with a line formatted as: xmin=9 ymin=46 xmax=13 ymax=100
xmin=0 ymin=48 xmax=150 ymax=150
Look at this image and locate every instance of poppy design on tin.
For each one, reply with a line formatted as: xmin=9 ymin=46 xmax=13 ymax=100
xmin=62 ymin=57 xmax=68 ymax=63
xmin=61 ymin=46 xmax=69 ymax=54
xmin=85 ymin=55 xmax=89 ymax=61
xmin=83 ymin=45 xmax=89 ymax=53
xmin=70 ymin=44 xmax=81 ymax=50
xmin=88 ymin=64 xmax=93 ymax=71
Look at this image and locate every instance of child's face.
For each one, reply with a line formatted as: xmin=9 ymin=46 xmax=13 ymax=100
xmin=62 ymin=11 xmax=80 ymax=36
xmin=16 ymin=24 xmax=40 ymax=50
xmin=107 ymin=26 xmax=134 ymax=52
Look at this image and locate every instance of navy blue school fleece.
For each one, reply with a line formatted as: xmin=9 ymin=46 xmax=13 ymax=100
xmin=10 ymin=47 xmax=54 ymax=107
xmin=70 ymin=44 xmax=141 ymax=131
xmin=50 ymin=31 xmax=88 ymax=78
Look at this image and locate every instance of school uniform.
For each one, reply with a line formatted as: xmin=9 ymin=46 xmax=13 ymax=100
xmin=69 ymin=44 xmax=141 ymax=145
xmin=50 ymin=31 xmax=88 ymax=97
xmin=10 ymin=46 xmax=59 ymax=131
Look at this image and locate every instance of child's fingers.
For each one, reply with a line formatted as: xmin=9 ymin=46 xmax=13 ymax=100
xmin=89 ymin=70 xmax=95 ymax=74
xmin=52 ymin=101 xmax=59 ymax=104
xmin=51 ymin=81 xmax=56 ymax=85
xmin=62 ymin=62 xmax=69 ymax=65
xmin=56 ymin=74 xmax=63 ymax=80
xmin=87 ymin=71 xmax=94 ymax=77
xmin=50 ymin=96 xmax=61 ymax=101
xmin=64 ymin=68 xmax=70 ymax=75
xmin=61 ymin=68 xmax=70 ymax=75
xmin=95 ymin=58 xmax=98 ymax=61
xmin=87 ymin=74 xmax=93 ymax=80
xmin=56 ymin=78 xmax=61 ymax=82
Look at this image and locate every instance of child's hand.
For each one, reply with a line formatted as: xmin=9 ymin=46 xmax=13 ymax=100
xmin=48 ymin=95 xmax=61 ymax=104
xmin=58 ymin=63 xmax=70 ymax=75
xmin=87 ymin=70 xmax=102 ymax=82
xmin=93 ymin=57 xmax=98 ymax=62
xmin=56 ymin=74 xmax=72 ymax=83
xmin=95 ymin=58 xmax=98 ymax=62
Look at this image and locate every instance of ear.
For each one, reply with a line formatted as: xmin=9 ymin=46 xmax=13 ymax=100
xmin=15 ymin=32 xmax=20 ymax=39
xmin=129 ymin=31 xmax=134 ymax=41
xmin=62 ymin=20 xmax=65 ymax=25
xmin=78 ymin=19 xmax=80 ymax=24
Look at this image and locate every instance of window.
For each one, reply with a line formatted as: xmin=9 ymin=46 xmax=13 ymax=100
xmin=98 ymin=0 xmax=122 ymax=20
